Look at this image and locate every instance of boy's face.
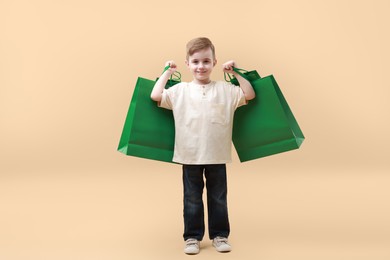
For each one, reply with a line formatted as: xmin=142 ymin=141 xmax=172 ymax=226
xmin=185 ymin=47 xmax=217 ymax=84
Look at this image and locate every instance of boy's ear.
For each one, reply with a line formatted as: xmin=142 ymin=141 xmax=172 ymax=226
xmin=185 ymin=60 xmax=189 ymax=67
xmin=213 ymin=59 xmax=217 ymax=67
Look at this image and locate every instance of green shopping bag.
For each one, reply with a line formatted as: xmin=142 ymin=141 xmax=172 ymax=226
xmin=227 ymin=67 xmax=305 ymax=162
xmin=117 ymin=67 xmax=180 ymax=162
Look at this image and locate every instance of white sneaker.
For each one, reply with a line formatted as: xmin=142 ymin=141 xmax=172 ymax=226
xmin=212 ymin=236 xmax=231 ymax=252
xmin=184 ymin=238 xmax=200 ymax=255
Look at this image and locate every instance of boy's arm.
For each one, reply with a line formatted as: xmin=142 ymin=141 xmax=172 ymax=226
xmin=150 ymin=61 xmax=176 ymax=102
xmin=223 ymin=61 xmax=256 ymax=101
xmin=234 ymin=73 xmax=256 ymax=101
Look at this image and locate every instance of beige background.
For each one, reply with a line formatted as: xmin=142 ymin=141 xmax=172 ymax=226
xmin=1 ymin=0 xmax=389 ymax=259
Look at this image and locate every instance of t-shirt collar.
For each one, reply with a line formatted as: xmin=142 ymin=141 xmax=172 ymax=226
xmin=190 ymin=80 xmax=215 ymax=87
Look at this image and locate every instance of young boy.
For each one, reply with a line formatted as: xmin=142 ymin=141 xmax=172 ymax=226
xmin=150 ymin=37 xmax=255 ymax=255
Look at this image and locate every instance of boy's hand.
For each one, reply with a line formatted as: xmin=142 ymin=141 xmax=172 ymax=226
xmin=222 ymin=60 xmax=235 ymax=73
xmin=165 ymin=60 xmax=177 ymax=74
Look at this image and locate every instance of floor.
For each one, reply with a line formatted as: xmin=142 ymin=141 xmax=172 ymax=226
xmin=1 ymin=161 xmax=389 ymax=260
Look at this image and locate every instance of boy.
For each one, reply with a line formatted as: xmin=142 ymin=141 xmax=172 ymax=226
xmin=150 ymin=37 xmax=255 ymax=255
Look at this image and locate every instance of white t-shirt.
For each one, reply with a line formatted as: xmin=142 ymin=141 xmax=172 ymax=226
xmin=159 ymin=80 xmax=247 ymax=165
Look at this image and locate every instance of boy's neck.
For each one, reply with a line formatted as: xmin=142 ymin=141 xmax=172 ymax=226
xmin=192 ymin=79 xmax=212 ymax=85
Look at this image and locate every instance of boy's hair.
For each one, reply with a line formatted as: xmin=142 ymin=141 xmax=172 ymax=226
xmin=186 ymin=37 xmax=216 ymax=60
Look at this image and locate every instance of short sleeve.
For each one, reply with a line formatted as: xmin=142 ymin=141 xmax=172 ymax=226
xmin=235 ymin=87 xmax=247 ymax=109
xmin=159 ymin=88 xmax=174 ymax=110
xmin=224 ymin=82 xmax=247 ymax=109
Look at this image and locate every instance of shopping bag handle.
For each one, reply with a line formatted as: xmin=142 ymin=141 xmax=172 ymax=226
xmin=163 ymin=65 xmax=181 ymax=82
xmin=224 ymin=67 xmax=249 ymax=82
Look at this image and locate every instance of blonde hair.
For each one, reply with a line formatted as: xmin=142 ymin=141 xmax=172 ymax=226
xmin=186 ymin=37 xmax=216 ymax=60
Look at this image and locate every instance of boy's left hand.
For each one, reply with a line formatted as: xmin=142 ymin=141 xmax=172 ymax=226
xmin=222 ymin=60 xmax=235 ymax=73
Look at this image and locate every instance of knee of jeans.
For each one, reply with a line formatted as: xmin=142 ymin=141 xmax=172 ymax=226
xmin=185 ymin=191 xmax=203 ymax=204
xmin=209 ymin=190 xmax=227 ymax=204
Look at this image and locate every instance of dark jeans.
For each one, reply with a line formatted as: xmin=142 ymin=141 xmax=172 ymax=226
xmin=182 ymin=164 xmax=230 ymax=241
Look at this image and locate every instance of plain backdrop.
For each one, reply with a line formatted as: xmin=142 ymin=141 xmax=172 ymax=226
xmin=1 ymin=0 xmax=389 ymax=259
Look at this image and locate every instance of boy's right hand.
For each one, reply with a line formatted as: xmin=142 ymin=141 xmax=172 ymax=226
xmin=151 ymin=61 xmax=177 ymax=102
xmin=165 ymin=60 xmax=177 ymax=74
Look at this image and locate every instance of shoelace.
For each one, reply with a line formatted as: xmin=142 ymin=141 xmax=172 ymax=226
xmin=214 ymin=237 xmax=229 ymax=246
xmin=186 ymin=239 xmax=199 ymax=247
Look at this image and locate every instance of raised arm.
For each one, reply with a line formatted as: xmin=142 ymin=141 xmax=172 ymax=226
xmin=222 ymin=61 xmax=256 ymax=101
xmin=150 ymin=61 xmax=177 ymax=102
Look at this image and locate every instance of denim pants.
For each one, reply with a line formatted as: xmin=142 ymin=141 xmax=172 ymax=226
xmin=182 ymin=164 xmax=230 ymax=241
